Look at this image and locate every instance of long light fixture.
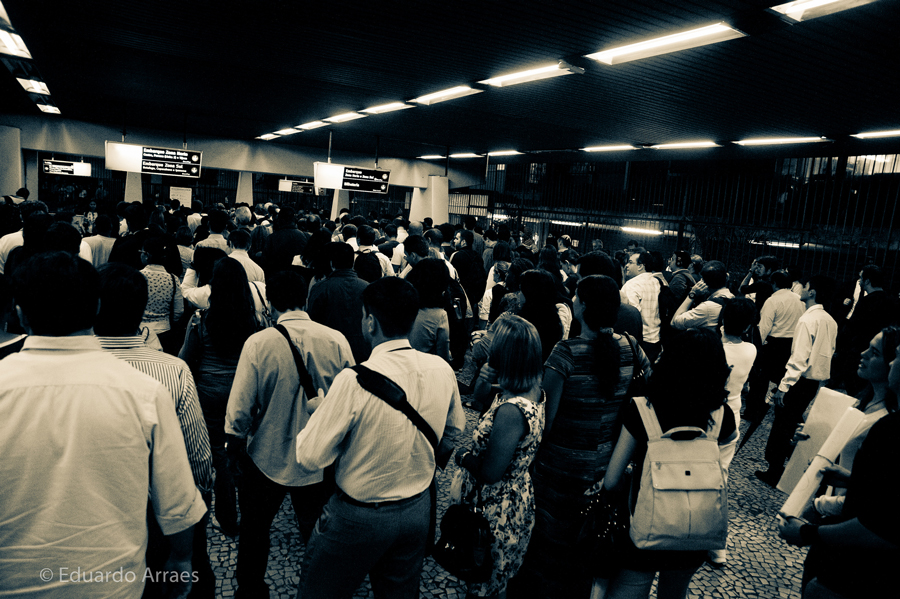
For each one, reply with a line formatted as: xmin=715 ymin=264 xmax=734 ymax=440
xmin=273 ymin=128 xmax=301 ymax=136
xmin=297 ymin=120 xmax=330 ymax=130
xmin=769 ymin=0 xmax=877 ymax=23
xmin=585 ymin=23 xmax=745 ymax=65
xmin=16 ymin=78 xmax=49 ymax=94
xmin=325 ymin=112 xmax=367 ymax=123
xmin=256 ymin=133 xmax=280 ymax=140
xmin=418 ymin=155 xmax=445 ymax=160
xmin=735 ymin=136 xmax=829 ymax=145
xmin=0 ymin=29 xmax=30 ymax=58
xmin=480 ymin=61 xmax=584 ymax=87
xmin=622 ymin=226 xmax=663 ymax=236
xmin=412 ymin=86 xmax=482 ymax=105
xmin=750 ymin=240 xmax=800 ymax=248
xmin=362 ymin=102 xmax=414 ymax=114
xmin=36 ymin=103 xmax=60 ymax=114
xmin=583 ymin=145 xmax=637 ymax=152
xmin=487 ymin=150 xmax=523 ymax=156
xmin=852 ymin=129 xmax=900 ymax=139
xmin=449 ymin=153 xmax=482 ymax=158
xmin=651 ymin=141 xmax=720 ymax=149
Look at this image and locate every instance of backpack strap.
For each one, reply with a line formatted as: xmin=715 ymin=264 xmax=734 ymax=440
xmin=633 ymin=398 xmax=665 ymax=442
xmin=251 ymin=282 xmax=271 ymax=325
xmin=351 ymin=364 xmax=439 ymax=452
xmin=275 ymin=324 xmax=317 ymax=400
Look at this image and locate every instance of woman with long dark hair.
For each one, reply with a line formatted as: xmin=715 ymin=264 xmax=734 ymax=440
xmin=180 ymin=258 xmax=259 ymax=536
xmin=139 ymin=235 xmax=183 ymax=346
xmin=517 ymin=269 xmax=564 ymax=361
xmin=520 ymin=275 xmax=651 ymax=598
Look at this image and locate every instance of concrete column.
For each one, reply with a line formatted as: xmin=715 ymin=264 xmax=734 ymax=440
xmin=409 ymin=187 xmax=430 ymax=223
xmin=23 ymin=150 xmax=38 ymax=202
xmin=330 ymin=189 xmax=350 ymax=221
xmin=409 ymin=175 xmax=449 ymax=224
xmin=124 ymin=171 xmax=143 ymax=204
xmin=236 ymin=171 xmax=254 ymax=205
xmin=0 ymin=125 xmax=23 ymax=196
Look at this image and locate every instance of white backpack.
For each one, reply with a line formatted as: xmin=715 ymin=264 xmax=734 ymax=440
xmin=630 ymin=398 xmax=728 ymax=550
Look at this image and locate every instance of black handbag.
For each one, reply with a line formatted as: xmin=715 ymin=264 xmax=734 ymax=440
xmin=575 ymin=483 xmax=630 ymax=578
xmin=433 ymin=487 xmax=494 ymax=583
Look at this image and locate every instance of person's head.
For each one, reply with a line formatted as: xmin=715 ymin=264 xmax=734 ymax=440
xmin=88 ymin=200 xmax=97 ymax=212
xmin=519 ymin=269 xmax=556 ymax=308
xmin=647 ymin=328 xmax=730 ymax=425
xmin=19 ymin=200 xmax=48 ymax=221
xmin=488 ymin=314 xmax=543 ymax=394
xmin=191 ymin=247 xmax=228 ymax=286
xmin=560 ymin=249 xmax=579 ymax=275
xmin=94 ymin=214 xmax=114 ymax=238
xmin=94 ymin=263 xmax=148 ymax=336
xmin=45 ymin=222 xmax=82 ymax=255
xmin=860 ymin=327 xmax=900 ymax=412
xmin=175 ymin=225 xmax=193 ymax=247
xmin=669 ymin=250 xmax=691 ymax=271
xmin=267 ymin=270 xmax=308 ymax=313
xmin=13 ymin=252 xmax=99 ymax=336
xmin=800 ymin=274 xmax=836 ymax=307
xmin=207 ymin=210 xmax=228 ymax=234
xmin=423 ymin=217 xmax=433 ymax=230
xmin=407 ymin=221 xmax=424 ymax=237
xmin=275 ymin=206 xmax=296 ymax=230
xmin=690 ymin=254 xmax=704 ymax=275
xmin=624 ymin=251 xmax=650 ymax=280
xmin=464 ymin=215 xmax=477 ymax=231
xmin=505 ymin=258 xmax=534 ymax=293
xmin=577 ymin=251 xmax=622 ymax=288
xmin=341 ymin=224 xmax=358 ymax=241
xmin=383 ymin=223 xmax=398 ymax=239
xmin=357 ymin=225 xmax=377 ymax=247
xmin=15 ymin=187 xmax=29 ymax=200
xmin=770 ymin=270 xmax=792 ymax=290
xmin=124 ymin=203 xmax=147 ymax=231
xmin=323 ymin=241 xmax=354 ymax=271
xmin=557 ymin=235 xmax=572 ymax=251
xmin=454 ymin=228 xmax=474 ymax=250
xmin=191 ymin=200 xmax=203 ymax=214
xmin=437 ymin=223 xmax=455 ymax=245
xmin=403 ymin=235 xmax=428 ymax=267
xmin=860 ymin=264 xmax=884 ymax=291
xmin=407 ymin=258 xmax=450 ymax=309
xmin=701 ymin=260 xmax=728 ymax=291
xmin=234 ymin=206 xmax=253 ymax=228
xmin=625 ymin=240 xmax=640 ymax=252
xmin=362 ymin=277 xmax=419 ymax=342
xmin=754 ymin=255 xmax=781 ymax=279
xmin=492 ymin=241 xmax=512 ymax=263
xmin=493 ymin=261 xmax=510 ymax=284
xmin=227 ymin=228 xmax=251 ymax=251
xmin=719 ymin=297 xmax=758 ymax=337
xmin=354 ymin=252 xmax=382 ymax=283
xmin=141 ymin=235 xmax=168 ymax=266
xmin=423 ymin=229 xmax=443 ymax=250
xmin=575 ymin=275 xmax=620 ymax=332
xmin=537 ymin=247 xmax=561 ymax=272
xmin=484 ymin=229 xmax=498 ymax=243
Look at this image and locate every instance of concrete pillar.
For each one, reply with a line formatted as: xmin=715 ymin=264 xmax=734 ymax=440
xmin=409 ymin=187 xmax=429 ymax=223
xmin=236 ymin=171 xmax=254 ymax=205
xmin=23 ymin=150 xmax=38 ymax=202
xmin=0 ymin=125 xmax=23 ymax=196
xmin=330 ymin=189 xmax=350 ymax=221
xmin=409 ymin=175 xmax=449 ymax=224
xmin=124 ymin=171 xmax=143 ymax=204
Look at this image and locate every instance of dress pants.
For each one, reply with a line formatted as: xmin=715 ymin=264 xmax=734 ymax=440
xmin=744 ymin=337 xmax=793 ymax=422
xmin=763 ymin=377 xmax=820 ymax=476
xmin=235 ymin=458 xmax=331 ymax=599
xmin=297 ymin=489 xmax=430 ymax=599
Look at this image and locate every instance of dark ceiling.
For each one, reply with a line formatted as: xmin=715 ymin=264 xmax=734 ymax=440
xmin=2 ymin=0 xmax=899 ymax=160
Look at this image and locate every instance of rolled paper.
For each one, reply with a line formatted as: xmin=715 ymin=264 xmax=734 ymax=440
xmin=780 ymin=407 xmax=865 ymax=518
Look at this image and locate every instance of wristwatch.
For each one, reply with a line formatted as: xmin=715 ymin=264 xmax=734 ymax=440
xmin=688 ymin=292 xmax=696 ymax=299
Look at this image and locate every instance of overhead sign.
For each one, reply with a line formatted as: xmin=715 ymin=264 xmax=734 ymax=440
xmin=314 ymin=162 xmax=390 ymax=194
xmin=42 ymin=159 xmax=91 ymax=177
xmin=278 ymin=178 xmax=314 ymax=193
xmin=105 ymin=141 xmax=202 ymax=178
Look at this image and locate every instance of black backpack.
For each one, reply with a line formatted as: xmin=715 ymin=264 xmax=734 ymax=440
xmin=445 ymin=278 xmax=469 ymax=370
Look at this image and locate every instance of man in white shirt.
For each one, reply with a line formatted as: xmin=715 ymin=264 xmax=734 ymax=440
xmin=0 ymin=200 xmax=47 ymax=274
xmin=621 ymin=250 xmax=663 ymax=362
xmin=671 ymin=260 xmax=734 ymax=335
xmin=356 ymin=225 xmax=394 ymax=278
xmin=195 ymin=209 xmax=230 ymax=253
xmin=0 ymin=252 xmax=205 ymax=597
xmin=756 ymin=275 xmax=838 ymax=486
xmin=296 ymin=277 xmax=465 ymax=599
xmin=227 ymin=228 xmax=265 ymax=283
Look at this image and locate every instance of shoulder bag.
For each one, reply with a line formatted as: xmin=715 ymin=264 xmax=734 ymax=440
xmin=433 ymin=486 xmax=494 ymax=583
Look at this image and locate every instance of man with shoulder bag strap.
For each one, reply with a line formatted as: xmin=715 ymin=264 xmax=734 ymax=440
xmin=295 ymin=277 xmax=465 ymax=599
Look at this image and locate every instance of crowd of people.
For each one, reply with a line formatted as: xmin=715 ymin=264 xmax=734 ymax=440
xmin=0 ymin=191 xmax=897 ymax=599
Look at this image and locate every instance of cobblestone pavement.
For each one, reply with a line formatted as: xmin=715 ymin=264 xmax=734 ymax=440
xmin=207 ymin=403 xmax=805 ymax=598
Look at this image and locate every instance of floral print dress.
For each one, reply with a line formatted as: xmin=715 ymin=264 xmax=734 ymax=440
xmin=462 ymin=392 xmax=545 ymax=597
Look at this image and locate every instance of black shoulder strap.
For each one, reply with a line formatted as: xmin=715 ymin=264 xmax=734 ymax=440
xmin=351 ymin=364 xmax=439 ymax=451
xmin=276 ymin=324 xmax=317 ymax=400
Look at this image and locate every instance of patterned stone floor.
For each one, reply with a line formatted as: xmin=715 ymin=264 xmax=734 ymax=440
xmin=207 ymin=402 xmax=805 ymax=598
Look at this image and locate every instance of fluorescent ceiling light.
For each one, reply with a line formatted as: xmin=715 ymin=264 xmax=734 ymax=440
xmin=585 ymin=23 xmax=744 ymax=65
xmin=256 ymin=133 xmax=280 ymax=140
xmin=487 ymin=150 xmax=523 ymax=156
xmin=583 ymin=145 xmax=637 ymax=152
xmin=418 ymin=155 xmax=445 ymax=160
xmin=37 ymin=104 xmax=60 ymax=114
xmin=852 ymin=129 xmax=900 ymax=139
xmin=0 ymin=30 xmax=30 ymax=58
xmin=273 ymin=128 xmax=301 ymax=136
xmin=412 ymin=86 xmax=482 ymax=105
xmin=621 ymin=226 xmax=663 ymax=236
xmin=325 ymin=112 xmax=367 ymax=123
xmin=16 ymin=78 xmax=49 ymax=95
xmin=769 ymin=0 xmax=876 ymax=23
xmin=480 ymin=62 xmax=580 ymax=87
xmin=750 ymin=240 xmax=800 ymax=249
xmin=735 ymin=136 xmax=829 ymax=145
xmin=651 ymin=141 xmax=720 ymax=149
xmin=449 ymin=153 xmax=482 ymax=158
xmin=362 ymin=102 xmax=414 ymax=114
xmin=297 ymin=121 xmax=330 ymax=130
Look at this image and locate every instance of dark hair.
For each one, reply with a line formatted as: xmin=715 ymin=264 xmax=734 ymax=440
xmin=407 ymin=258 xmax=450 ymax=309
xmin=274 ymin=206 xmax=296 ymax=230
xmin=719 ymin=297 xmax=758 ymax=336
xmin=362 ymin=277 xmax=419 ymax=338
xmin=325 ymin=241 xmax=354 ymax=270
xmin=464 ymin=215 xmax=477 ymax=230
xmin=0 ymin=273 xmax=13 ymax=321
xmin=94 ymin=263 xmax=148 ymax=336
xmin=437 ymin=223 xmax=455 ymax=245
xmin=142 ymin=235 xmax=169 ymax=265
xmin=770 ymin=270 xmax=792 ymax=290
xmin=756 ymin=255 xmax=782 ymax=274
xmin=94 ymin=214 xmax=114 ymax=237
xmin=341 ymin=224 xmax=358 ymax=241
xmin=577 ymin=275 xmax=622 ymax=396
xmin=228 ymin=228 xmax=251 ymax=250
xmin=404 ymin=235 xmax=428 ymax=259
xmin=206 ymin=258 xmax=257 ymax=353
xmin=578 ymin=251 xmax=623 ymax=288
xmin=45 ymin=222 xmax=82 ymax=255
xmin=690 ymin=255 xmax=705 ymax=275
xmin=673 ymin=250 xmax=691 ymax=268
xmin=358 ymin=225 xmax=377 ymax=246
xmin=207 ymin=210 xmax=228 ymax=234
xmin=489 ymin=314 xmax=543 ymax=394
xmin=701 ymin=260 xmax=728 ymax=290
xmin=22 ymin=212 xmax=53 ymax=250
xmin=124 ymin=203 xmax=147 ymax=231
xmin=808 ymin=274 xmax=836 ymax=306
xmin=192 ymin=247 xmax=228 ymax=287
xmin=354 ymin=252 xmax=382 ymax=283
xmin=13 ymin=252 xmax=99 ymax=335
xmin=484 ymin=229 xmax=498 ymax=242
xmin=456 ymin=229 xmax=474 ymax=248
xmin=384 ymin=223 xmax=398 ymax=238
xmin=492 ymin=241 xmax=512 ymax=263
xmin=505 ymin=258 xmax=534 ymax=292
xmin=175 ymin=225 xmax=193 ymax=246
xmin=635 ymin=251 xmax=653 ymax=271
xmin=646 ymin=329 xmax=730 ymax=426
xmin=267 ymin=271 xmax=308 ymax=312
xmin=519 ymin=269 xmax=563 ymax=361
xmin=861 ymin=264 xmax=884 ymax=288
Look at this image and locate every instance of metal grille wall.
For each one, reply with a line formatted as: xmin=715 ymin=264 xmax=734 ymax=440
xmin=468 ymin=155 xmax=900 ymax=291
